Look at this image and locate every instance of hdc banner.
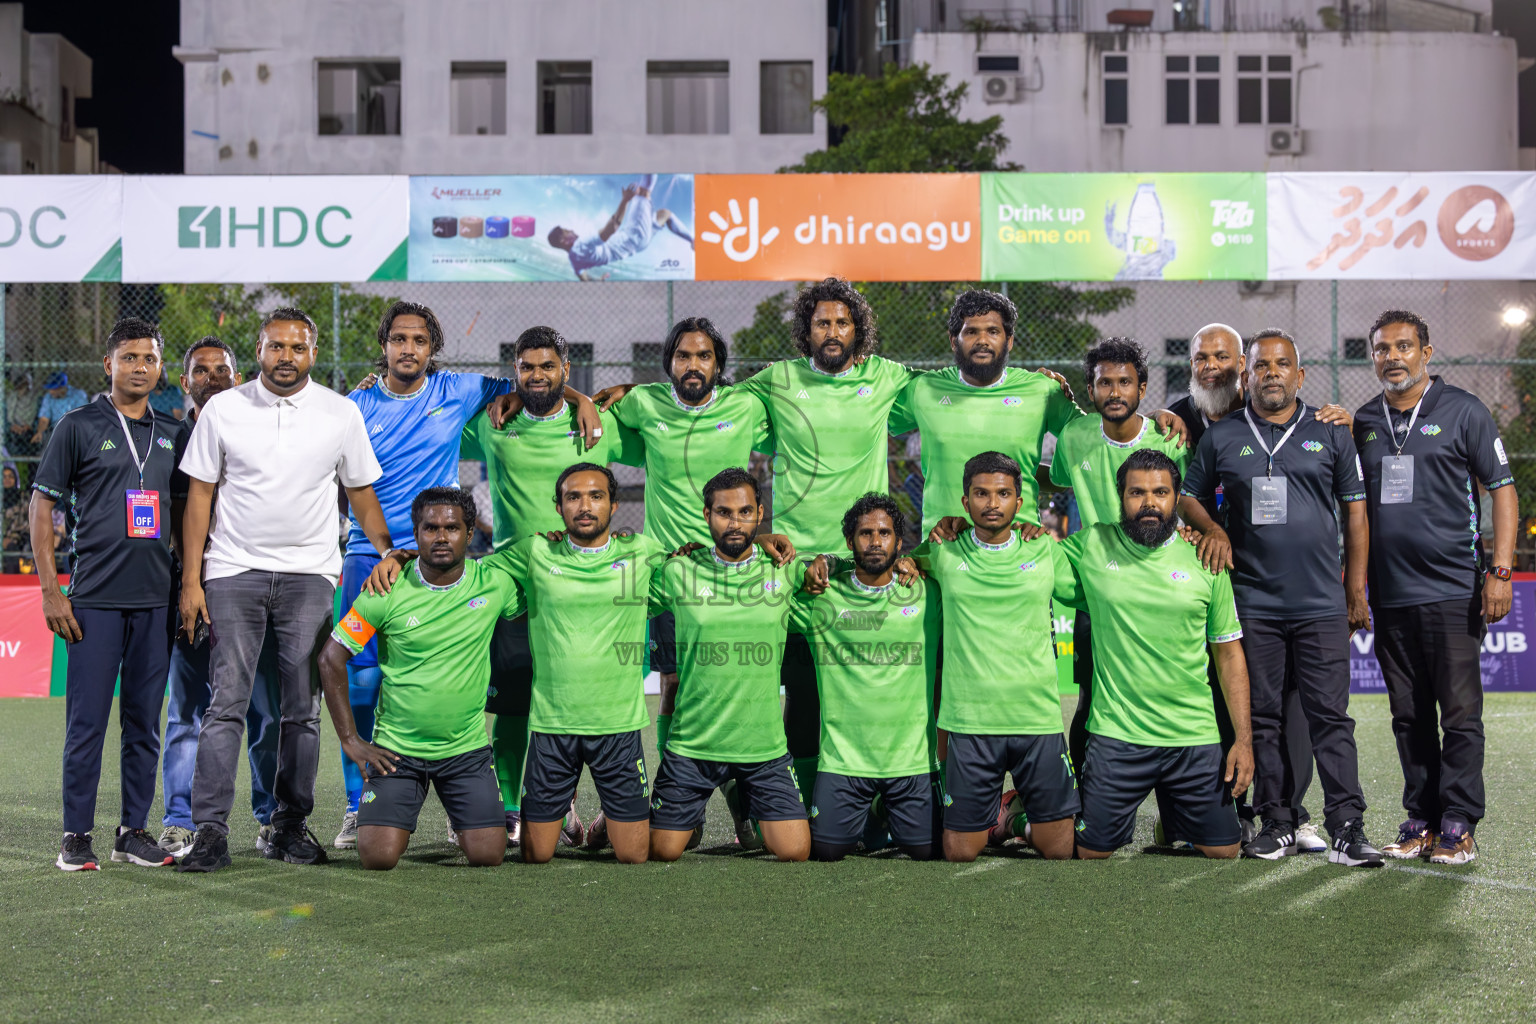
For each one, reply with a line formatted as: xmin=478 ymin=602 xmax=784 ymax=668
xmin=982 ymin=172 xmax=1266 ymax=281
xmin=0 ymin=176 xmax=122 ymax=282
xmin=121 ymin=175 xmax=408 ymax=283
xmin=1268 ymin=172 xmax=1536 ymax=280
xmin=1349 ymin=580 xmax=1536 ymax=694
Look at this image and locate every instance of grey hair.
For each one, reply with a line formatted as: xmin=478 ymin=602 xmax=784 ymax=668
xmin=1189 ymin=323 xmax=1244 ymax=360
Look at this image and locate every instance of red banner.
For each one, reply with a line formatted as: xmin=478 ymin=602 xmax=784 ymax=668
xmin=0 ymin=578 xmax=59 ymax=697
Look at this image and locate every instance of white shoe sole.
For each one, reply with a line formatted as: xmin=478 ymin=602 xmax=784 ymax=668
xmin=1242 ymin=845 xmax=1297 ymax=861
xmin=1328 ymin=849 xmax=1385 ymax=867
xmin=1382 ymin=847 xmax=1429 ymax=860
xmin=55 ymin=854 xmax=99 ymax=871
xmin=1429 ymin=852 xmax=1476 ymax=865
xmin=110 ymin=850 xmax=173 ymax=866
xmin=333 ymin=835 xmax=357 ymax=850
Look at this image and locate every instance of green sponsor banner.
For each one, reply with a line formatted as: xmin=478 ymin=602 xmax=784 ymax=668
xmin=981 ymin=172 xmax=1266 ymax=281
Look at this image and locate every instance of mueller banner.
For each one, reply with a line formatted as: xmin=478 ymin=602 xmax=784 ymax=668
xmin=1268 ymin=172 xmax=1536 ymax=280
xmin=982 ymin=172 xmax=1267 ymax=281
xmin=408 ymin=174 xmax=695 ymax=282
xmin=693 ymin=173 xmax=980 ymax=281
xmin=1349 ymin=580 xmax=1536 ymax=694
xmin=121 ymin=175 xmax=408 ymax=283
xmin=0 ymin=176 xmax=122 ymax=282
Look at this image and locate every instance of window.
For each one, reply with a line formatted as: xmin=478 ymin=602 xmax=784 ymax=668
xmin=977 ymin=55 xmax=1020 ymax=72
xmin=1165 ymin=55 xmax=1219 ymax=125
xmin=647 ymin=61 xmax=729 ymax=135
xmin=538 ymin=61 xmax=592 ymax=135
xmin=1103 ymin=53 xmax=1128 ymax=125
xmin=1237 ymin=55 xmax=1292 ymax=125
xmin=450 ymin=62 xmax=505 ymax=136
xmin=760 ymin=61 xmax=813 ymax=134
xmin=317 ymin=60 xmax=401 ymax=136
xmin=631 ymin=343 xmax=666 ymax=385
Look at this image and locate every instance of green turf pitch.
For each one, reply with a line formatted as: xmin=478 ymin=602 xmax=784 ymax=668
xmin=1 ymin=695 xmax=1533 ymax=1023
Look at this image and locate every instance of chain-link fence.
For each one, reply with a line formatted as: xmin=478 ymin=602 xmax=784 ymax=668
xmin=5 ymin=277 xmax=1535 ymax=565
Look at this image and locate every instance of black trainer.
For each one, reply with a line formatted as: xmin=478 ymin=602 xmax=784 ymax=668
xmin=264 ymin=823 xmax=329 ymax=865
xmin=175 ymin=825 xmax=232 ymax=873
xmin=112 ymin=826 xmax=173 ymax=867
xmin=1241 ymin=818 xmax=1297 ymax=860
xmin=1327 ymin=818 xmax=1385 ymax=867
xmin=57 ymin=832 xmax=99 ymax=872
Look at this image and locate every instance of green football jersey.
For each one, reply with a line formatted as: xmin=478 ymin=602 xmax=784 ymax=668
xmin=611 ymin=382 xmax=773 ymax=552
xmin=787 ymin=572 xmax=940 ymax=777
xmin=460 ymin=403 xmax=646 ymax=550
xmin=910 ymin=530 xmax=1078 ymax=735
xmin=1048 ymin=415 xmax=1189 ymax=529
xmin=486 ymin=532 xmax=666 ymax=735
xmin=888 ymin=366 xmax=1082 ymax=535
xmin=333 ymin=559 xmax=524 ymax=760
xmin=739 ymin=355 xmax=921 ymax=556
xmin=647 ymin=547 xmax=797 ymax=762
xmin=1058 ymin=523 xmax=1242 ymax=747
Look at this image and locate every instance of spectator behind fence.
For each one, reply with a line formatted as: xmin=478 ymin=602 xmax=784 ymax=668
xmin=32 ymin=371 xmax=88 ymax=447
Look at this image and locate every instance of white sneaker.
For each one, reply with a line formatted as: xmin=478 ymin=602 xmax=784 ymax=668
xmin=254 ymin=824 xmax=272 ymax=853
xmin=158 ymin=825 xmax=197 ymax=859
xmin=334 ymin=811 xmax=359 ymax=849
xmin=1294 ymin=822 xmax=1328 ymax=854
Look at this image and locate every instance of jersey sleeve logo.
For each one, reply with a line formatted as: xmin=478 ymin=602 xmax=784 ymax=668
xmin=1495 ymin=438 xmax=1509 ymax=465
xmin=339 ymin=609 xmax=377 ymax=646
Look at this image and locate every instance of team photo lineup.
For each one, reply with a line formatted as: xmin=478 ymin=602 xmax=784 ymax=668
xmin=38 ymin=276 xmax=1514 ymax=874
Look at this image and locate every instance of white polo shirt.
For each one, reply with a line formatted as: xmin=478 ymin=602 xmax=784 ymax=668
xmin=180 ymin=376 xmax=382 ymax=582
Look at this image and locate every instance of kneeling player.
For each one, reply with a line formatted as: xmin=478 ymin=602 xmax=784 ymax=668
xmin=319 ymin=488 xmax=519 ymax=870
xmin=1060 ymin=450 xmax=1253 ymax=860
xmin=909 ymin=452 xmax=1081 ymax=861
xmin=791 ymin=494 xmax=941 ymax=861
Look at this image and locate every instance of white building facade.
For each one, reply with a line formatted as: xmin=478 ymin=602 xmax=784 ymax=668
xmin=0 ymin=3 xmax=103 ymax=174
xmin=175 ymin=0 xmax=827 ymax=175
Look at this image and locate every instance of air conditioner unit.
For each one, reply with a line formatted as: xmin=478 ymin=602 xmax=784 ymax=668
xmin=1267 ymin=127 xmax=1304 ymax=155
xmin=982 ymin=75 xmax=1023 ymax=104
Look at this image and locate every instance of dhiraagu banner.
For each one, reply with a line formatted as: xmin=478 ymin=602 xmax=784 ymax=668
xmin=981 ymin=173 xmax=1266 ymax=281
xmin=0 ymin=176 xmax=122 ymax=282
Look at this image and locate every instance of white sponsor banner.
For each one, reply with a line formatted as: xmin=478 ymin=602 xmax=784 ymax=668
xmin=122 ymin=175 xmax=408 ymax=283
xmin=1268 ymin=172 xmax=1536 ymax=280
xmin=0 ymin=176 xmax=122 ymax=282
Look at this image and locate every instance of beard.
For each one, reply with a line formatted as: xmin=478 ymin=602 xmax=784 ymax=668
xmin=672 ymin=368 xmax=715 ymax=404
xmin=1098 ymin=398 xmax=1136 ymax=424
xmin=1381 ymin=362 xmax=1427 ymax=395
xmin=953 ymin=345 xmax=1006 ymax=385
xmin=1121 ymin=507 xmax=1177 ymax=548
xmin=189 ymin=380 xmax=232 ymax=409
xmin=814 ymin=338 xmax=853 ymax=373
xmin=567 ymin=516 xmax=606 ymax=545
xmin=1252 ymin=382 xmax=1295 ymax=413
xmin=716 ymin=528 xmax=754 ymax=559
xmin=1188 ymin=366 xmax=1241 ymax=419
xmin=519 ymin=379 xmax=563 ymax=417
xmin=854 ymin=546 xmax=899 ymax=576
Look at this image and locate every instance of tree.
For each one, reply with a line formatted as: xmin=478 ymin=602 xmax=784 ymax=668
xmin=780 ymin=63 xmax=1019 ymax=174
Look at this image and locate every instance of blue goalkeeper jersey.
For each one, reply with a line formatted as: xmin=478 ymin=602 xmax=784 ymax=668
xmin=345 ymin=371 xmax=513 ymax=557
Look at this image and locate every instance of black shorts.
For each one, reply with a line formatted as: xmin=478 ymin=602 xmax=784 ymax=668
xmin=522 ymin=730 xmax=650 ymax=824
xmin=356 ymin=746 xmax=504 ymax=834
xmin=944 ymin=732 xmax=1080 ymax=832
xmin=811 ymin=770 xmax=941 ymax=847
xmin=650 ymin=751 xmax=806 ymax=831
xmin=1076 ymin=735 xmax=1240 ymax=853
xmin=648 ymin=611 xmax=677 ymax=676
xmin=486 ymin=614 xmax=533 ymax=716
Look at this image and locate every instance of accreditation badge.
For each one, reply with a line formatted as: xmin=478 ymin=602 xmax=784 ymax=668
xmin=126 ymin=490 xmax=161 ymax=538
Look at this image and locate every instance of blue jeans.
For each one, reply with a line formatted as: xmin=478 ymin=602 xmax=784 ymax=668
xmin=161 ymin=627 xmax=282 ymax=830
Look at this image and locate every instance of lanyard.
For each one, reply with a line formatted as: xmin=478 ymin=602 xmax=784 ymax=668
xmin=112 ymin=406 xmax=155 ymax=489
xmin=1243 ymin=402 xmax=1305 ymax=478
xmin=1381 ymin=380 xmax=1432 ymax=456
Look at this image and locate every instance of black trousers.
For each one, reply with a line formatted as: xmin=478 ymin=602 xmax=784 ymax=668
xmin=782 ymin=632 xmax=820 ymax=758
xmin=1242 ymin=616 xmax=1363 ymax=831
xmin=1372 ymin=597 xmax=1486 ymax=831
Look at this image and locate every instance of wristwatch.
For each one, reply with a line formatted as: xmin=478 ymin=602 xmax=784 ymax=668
xmin=1489 ymin=565 xmax=1513 ymax=581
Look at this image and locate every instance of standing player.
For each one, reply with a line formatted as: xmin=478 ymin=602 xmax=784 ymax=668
xmin=788 ymin=493 xmax=941 ymax=861
xmin=1061 ymin=450 xmax=1253 ymax=859
xmin=647 ymin=468 xmax=810 ymax=862
xmin=906 ymin=453 xmax=1080 ymax=861
xmin=319 ymin=488 xmax=517 ymax=870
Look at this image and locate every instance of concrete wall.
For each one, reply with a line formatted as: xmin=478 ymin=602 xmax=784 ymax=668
xmin=178 ymin=0 xmax=826 ymax=175
xmin=0 ymin=4 xmax=95 ymax=174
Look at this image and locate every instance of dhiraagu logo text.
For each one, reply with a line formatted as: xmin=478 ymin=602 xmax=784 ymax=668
xmin=178 ymin=205 xmax=354 ymax=249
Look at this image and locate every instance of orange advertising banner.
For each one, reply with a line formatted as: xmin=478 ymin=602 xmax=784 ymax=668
xmin=694 ymin=174 xmax=980 ymax=281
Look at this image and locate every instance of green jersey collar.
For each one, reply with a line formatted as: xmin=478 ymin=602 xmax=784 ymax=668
xmin=958 ymin=367 xmax=1009 ymax=389
xmin=520 ymin=400 xmax=568 ymax=423
xmin=970 ymin=528 xmax=1018 ymax=552
xmin=712 ymin=547 xmax=758 ymax=570
xmin=848 ymin=570 xmax=895 ymax=594
xmin=670 ymin=385 xmax=718 ymax=413
xmin=567 ymin=536 xmax=613 ymax=555
xmin=413 ymin=559 xmax=469 ymax=591
xmin=1100 ymin=416 xmax=1150 ymax=450
xmin=807 ymin=357 xmax=854 ymax=379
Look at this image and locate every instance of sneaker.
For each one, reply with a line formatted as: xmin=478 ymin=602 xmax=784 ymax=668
xmin=583 ymin=812 xmax=611 ymax=852
xmin=1382 ymin=820 xmax=1436 ymax=860
xmin=1429 ymin=826 xmax=1477 ymax=865
xmin=1328 ymin=819 xmax=1384 ymax=867
xmin=334 ymin=811 xmax=359 ymax=850
xmin=504 ymin=811 xmax=521 ymax=848
xmin=1240 ymin=818 xmax=1258 ymax=846
xmin=1152 ymin=817 xmax=1195 ymax=852
xmin=1294 ymin=821 xmax=1328 ymax=854
xmin=559 ymin=798 xmax=585 ymax=848
xmin=264 ymin=823 xmax=329 ymax=866
xmin=447 ymin=822 xmax=461 ymax=849
xmin=57 ymin=832 xmax=99 ymax=872
xmin=176 ymin=826 xmax=232 ymax=873
xmin=1242 ymin=819 xmax=1298 ymax=860
xmin=111 ymin=826 xmax=173 ymax=867
xmin=722 ymin=779 xmax=763 ymax=851
xmin=986 ymin=789 xmax=1025 ymax=846
xmin=254 ymin=824 xmax=273 ymax=853
xmin=157 ymin=825 xmax=197 ymax=859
